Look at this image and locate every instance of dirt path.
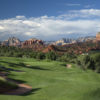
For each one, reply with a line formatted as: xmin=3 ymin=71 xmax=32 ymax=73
xmin=0 ymin=72 xmax=32 ymax=95
xmin=4 ymin=83 xmax=32 ymax=95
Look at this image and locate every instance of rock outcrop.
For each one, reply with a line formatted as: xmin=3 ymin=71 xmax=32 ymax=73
xmin=42 ymin=45 xmax=58 ymax=53
xmin=1 ymin=37 xmax=21 ymax=47
xmin=96 ymin=32 xmax=100 ymax=41
xmin=22 ymin=38 xmax=45 ymax=51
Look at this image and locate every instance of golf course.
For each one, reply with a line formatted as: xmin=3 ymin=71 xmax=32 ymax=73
xmin=0 ymin=57 xmax=100 ymax=100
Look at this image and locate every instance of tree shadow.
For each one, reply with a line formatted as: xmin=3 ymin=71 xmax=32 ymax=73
xmin=82 ymin=88 xmax=100 ymax=100
xmin=60 ymin=63 xmax=66 ymax=67
xmin=0 ymin=65 xmax=24 ymax=72
xmin=6 ymin=78 xmax=27 ymax=84
xmin=2 ymin=88 xmax=41 ymax=96
xmin=25 ymin=66 xmax=50 ymax=71
xmin=0 ymin=61 xmax=24 ymax=68
xmin=18 ymin=63 xmax=50 ymax=71
xmin=0 ymin=60 xmax=42 ymax=96
xmin=0 ymin=60 xmax=50 ymax=71
xmin=20 ymin=88 xmax=41 ymax=96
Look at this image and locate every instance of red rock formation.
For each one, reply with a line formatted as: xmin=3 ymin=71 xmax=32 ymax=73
xmin=96 ymin=32 xmax=100 ymax=41
xmin=21 ymin=38 xmax=45 ymax=51
xmin=42 ymin=45 xmax=57 ymax=53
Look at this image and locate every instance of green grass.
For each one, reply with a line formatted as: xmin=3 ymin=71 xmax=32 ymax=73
xmin=0 ymin=57 xmax=100 ymax=100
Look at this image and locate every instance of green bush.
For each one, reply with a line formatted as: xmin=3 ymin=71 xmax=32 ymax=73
xmin=77 ymin=55 xmax=94 ymax=70
xmin=91 ymin=53 xmax=100 ymax=73
xmin=29 ymin=52 xmax=38 ymax=58
xmin=76 ymin=53 xmax=100 ymax=73
xmin=36 ymin=52 xmax=45 ymax=60
xmin=58 ymin=53 xmax=76 ymax=62
xmin=46 ymin=52 xmax=57 ymax=60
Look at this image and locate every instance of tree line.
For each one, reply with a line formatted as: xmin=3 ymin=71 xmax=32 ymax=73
xmin=0 ymin=46 xmax=100 ymax=73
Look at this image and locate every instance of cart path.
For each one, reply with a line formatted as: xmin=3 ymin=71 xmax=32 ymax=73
xmin=4 ymin=83 xmax=32 ymax=95
xmin=0 ymin=72 xmax=33 ymax=95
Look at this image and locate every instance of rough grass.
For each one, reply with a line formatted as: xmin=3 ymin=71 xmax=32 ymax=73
xmin=0 ymin=57 xmax=100 ymax=100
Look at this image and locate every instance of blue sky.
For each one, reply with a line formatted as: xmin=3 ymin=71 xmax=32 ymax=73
xmin=0 ymin=0 xmax=99 ymax=19
xmin=0 ymin=0 xmax=100 ymax=40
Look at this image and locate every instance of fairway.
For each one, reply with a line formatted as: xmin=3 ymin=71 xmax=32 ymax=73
xmin=0 ymin=57 xmax=100 ymax=100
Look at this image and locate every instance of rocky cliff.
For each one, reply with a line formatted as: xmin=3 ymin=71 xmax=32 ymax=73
xmin=96 ymin=32 xmax=100 ymax=41
xmin=21 ymin=38 xmax=45 ymax=51
xmin=42 ymin=45 xmax=57 ymax=53
xmin=1 ymin=37 xmax=21 ymax=46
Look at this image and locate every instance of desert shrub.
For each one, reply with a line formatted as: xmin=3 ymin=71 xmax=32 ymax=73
xmin=77 ymin=55 xmax=94 ymax=70
xmin=91 ymin=53 xmax=100 ymax=73
xmin=29 ymin=52 xmax=38 ymax=58
xmin=5 ymin=52 xmax=14 ymax=57
xmin=76 ymin=53 xmax=100 ymax=72
xmin=14 ymin=52 xmax=23 ymax=57
xmin=46 ymin=52 xmax=57 ymax=60
xmin=58 ymin=53 xmax=76 ymax=62
xmin=36 ymin=52 xmax=45 ymax=60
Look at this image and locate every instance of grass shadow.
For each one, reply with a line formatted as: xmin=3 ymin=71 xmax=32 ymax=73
xmin=6 ymin=78 xmax=27 ymax=84
xmin=0 ymin=61 xmax=50 ymax=71
xmin=60 ymin=63 xmax=66 ymax=67
xmin=26 ymin=66 xmax=50 ymax=71
xmin=82 ymin=88 xmax=100 ymax=100
xmin=20 ymin=88 xmax=41 ymax=96
xmin=18 ymin=63 xmax=50 ymax=71
xmin=0 ymin=65 xmax=24 ymax=72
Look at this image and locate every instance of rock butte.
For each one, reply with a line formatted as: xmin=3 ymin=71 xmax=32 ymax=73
xmin=96 ymin=32 xmax=100 ymax=41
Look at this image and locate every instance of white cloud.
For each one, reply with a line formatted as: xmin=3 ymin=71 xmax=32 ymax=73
xmin=59 ymin=9 xmax=100 ymax=19
xmin=16 ymin=16 xmax=26 ymax=19
xmin=70 ymin=9 xmax=100 ymax=16
xmin=0 ymin=9 xmax=100 ymax=40
xmin=0 ymin=26 xmax=5 ymax=30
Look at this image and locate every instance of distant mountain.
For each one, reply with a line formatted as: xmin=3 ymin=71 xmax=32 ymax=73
xmin=52 ymin=38 xmax=75 ymax=45
xmin=44 ymin=41 xmax=55 ymax=45
xmin=0 ymin=33 xmax=99 ymax=48
xmin=76 ymin=36 xmax=95 ymax=42
xmin=1 ymin=37 xmax=21 ymax=46
xmin=52 ymin=36 xmax=96 ymax=46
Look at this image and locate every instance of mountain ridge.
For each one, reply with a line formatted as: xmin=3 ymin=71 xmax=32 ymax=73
xmin=0 ymin=32 xmax=100 ymax=47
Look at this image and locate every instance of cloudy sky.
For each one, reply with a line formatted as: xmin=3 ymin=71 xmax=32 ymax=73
xmin=0 ymin=0 xmax=100 ymax=41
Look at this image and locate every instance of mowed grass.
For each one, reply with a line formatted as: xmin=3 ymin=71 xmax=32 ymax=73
xmin=0 ymin=57 xmax=100 ymax=100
